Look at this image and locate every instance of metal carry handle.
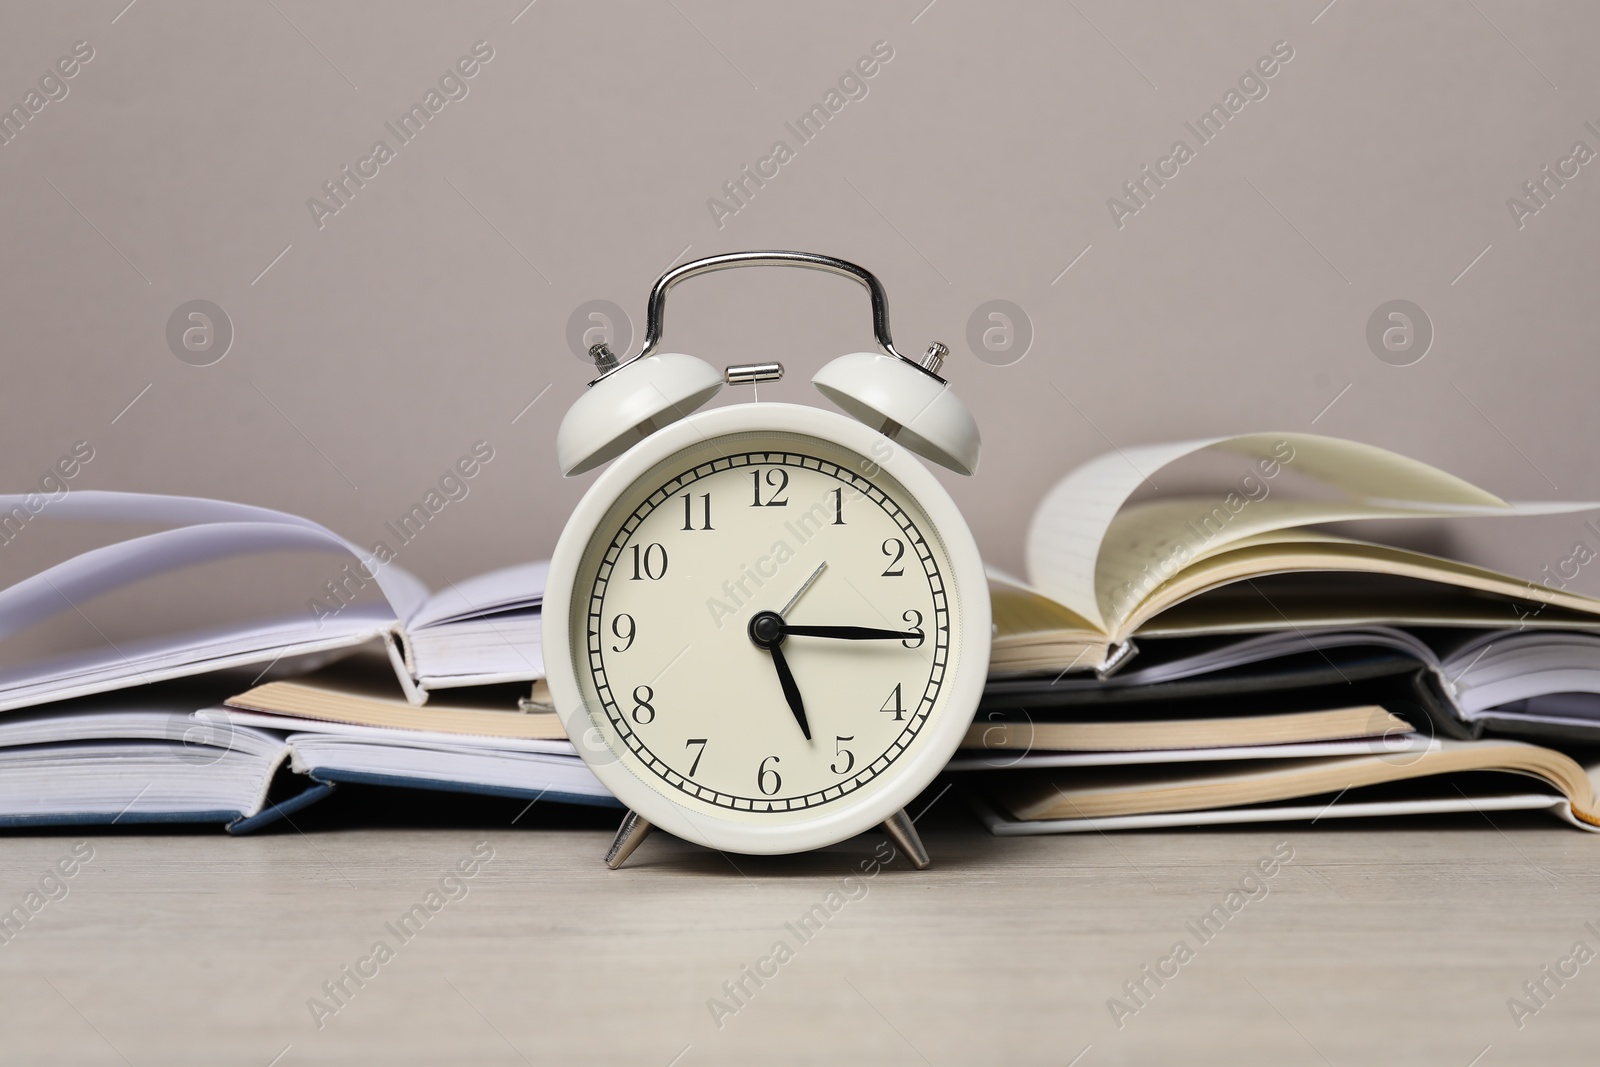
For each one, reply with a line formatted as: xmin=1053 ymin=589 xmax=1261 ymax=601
xmin=628 ymin=251 xmax=945 ymax=377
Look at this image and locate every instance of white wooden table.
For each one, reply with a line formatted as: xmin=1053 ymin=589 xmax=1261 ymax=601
xmin=0 ymin=801 xmax=1594 ymax=1065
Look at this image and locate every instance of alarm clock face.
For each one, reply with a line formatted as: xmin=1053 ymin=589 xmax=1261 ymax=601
xmin=549 ymin=405 xmax=986 ymax=853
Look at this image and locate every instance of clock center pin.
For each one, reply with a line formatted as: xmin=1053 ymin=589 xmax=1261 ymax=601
xmin=748 ymin=611 xmax=786 ymax=649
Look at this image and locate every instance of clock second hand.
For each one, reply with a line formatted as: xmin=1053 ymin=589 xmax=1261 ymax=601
xmin=773 ymin=562 xmax=918 ymax=639
xmin=779 ymin=561 xmax=827 ymax=616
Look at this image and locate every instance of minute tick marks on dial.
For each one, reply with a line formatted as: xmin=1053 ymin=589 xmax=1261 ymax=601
xmin=582 ymin=445 xmax=954 ymax=814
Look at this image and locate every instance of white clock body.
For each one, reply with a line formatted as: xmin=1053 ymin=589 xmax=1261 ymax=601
xmin=543 ymin=401 xmax=990 ymax=856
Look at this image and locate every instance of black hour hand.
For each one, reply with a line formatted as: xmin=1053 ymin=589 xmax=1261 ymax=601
xmin=767 ymin=642 xmax=811 ymax=741
xmin=748 ymin=610 xmax=811 ymax=740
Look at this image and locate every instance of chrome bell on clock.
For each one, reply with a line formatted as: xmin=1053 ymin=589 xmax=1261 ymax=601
xmin=556 ymin=250 xmax=980 ymax=478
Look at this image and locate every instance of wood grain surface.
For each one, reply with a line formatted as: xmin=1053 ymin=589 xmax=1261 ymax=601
xmin=0 ymin=795 xmax=1596 ymax=1066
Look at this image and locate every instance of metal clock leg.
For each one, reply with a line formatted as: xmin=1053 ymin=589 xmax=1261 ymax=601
xmin=881 ymin=808 xmax=930 ymax=870
xmin=604 ymin=810 xmax=654 ymax=869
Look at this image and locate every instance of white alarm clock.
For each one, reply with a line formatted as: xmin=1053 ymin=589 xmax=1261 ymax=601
xmin=543 ymin=252 xmax=989 ymax=869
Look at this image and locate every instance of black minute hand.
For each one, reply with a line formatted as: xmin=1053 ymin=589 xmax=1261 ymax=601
xmin=780 ymin=624 xmax=921 ymax=641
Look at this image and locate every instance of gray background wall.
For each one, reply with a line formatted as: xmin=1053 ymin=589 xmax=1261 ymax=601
xmin=4 ymin=1 xmax=1598 ymax=596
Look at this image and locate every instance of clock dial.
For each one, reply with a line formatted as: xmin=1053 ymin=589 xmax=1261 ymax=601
xmin=570 ymin=430 xmax=962 ymax=823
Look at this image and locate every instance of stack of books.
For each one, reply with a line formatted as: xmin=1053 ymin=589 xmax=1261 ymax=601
xmin=0 ymin=490 xmax=612 ymax=831
xmin=954 ymin=432 xmax=1600 ymax=834
xmin=5 ymin=431 xmax=1600 ymax=838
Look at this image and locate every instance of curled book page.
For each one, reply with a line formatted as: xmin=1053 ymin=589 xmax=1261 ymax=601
xmin=0 ymin=490 xmax=428 ymax=632
xmin=1023 ymin=432 xmax=1598 ymax=634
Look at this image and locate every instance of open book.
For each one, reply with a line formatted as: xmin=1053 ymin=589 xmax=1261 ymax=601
xmin=219 ymin=655 xmax=565 ymax=742
xmin=0 ymin=671 xmax=612 ymax=833
xmin=969 ymin=737 xmax=1600 ymax=835
xmin=993 ymin=433 xmax=1600 ymax=678
xmin=208 ymin=656 xmax=613 ymax=822
xmin=959 ymin=703 xmax=1411 ymax=753
xmin=0 ymin=491 xmax=547 ymax=711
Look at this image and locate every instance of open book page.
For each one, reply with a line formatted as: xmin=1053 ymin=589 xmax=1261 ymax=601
xmin=985 ymin=568 xmax=1111 ymax=673
xmin=992 ymin=737 xmax=1598 ymax=823
xmin=1097 ymin=497 xmax=1600 ymax=634
xmin=0 ymin=492 xmax=429 ymax=709
xmin=405 ymin=561 xmax=548 ymax=630
xmin=0 ymin=741 xmax=290 ymax=824
xmin=973 ymin=792 xmax=1579 ymax=835
xmin=0 ymin=614 xmax=403 ymax=714
xmin=987 ymin=570 xmax=1099 ymax=634
xmin=206 ymin=707 xmax=573 ymax=755
xmin=0 ymin=700 xmax=285 ymax=757
xmin=1091 ymin=624 xmax=1437 ymax=686
xmin=0 ymin=491 xmax=428 ymax=637
xmin=950 ymin=736 xmax=1428 ymax=770
xmin=1025 ymin=433 xmax=1591 ymax=632
xmin=961 ymin=704 xmax=1409 ymax=752
xmin=280 ymin=733 xmax=614 ymax=806
xmin=0 ymin=698 xmax=291 ymax=824
xmin=391 ymin=562 xmax=549 ymax=697
xmin=1121 ymin=536 xmax=1600 ymax=639
xmin=1436 ymin=631 xmax=1600 ymax=717
xmin=224 ymin=657 xmax=567 ymax=742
